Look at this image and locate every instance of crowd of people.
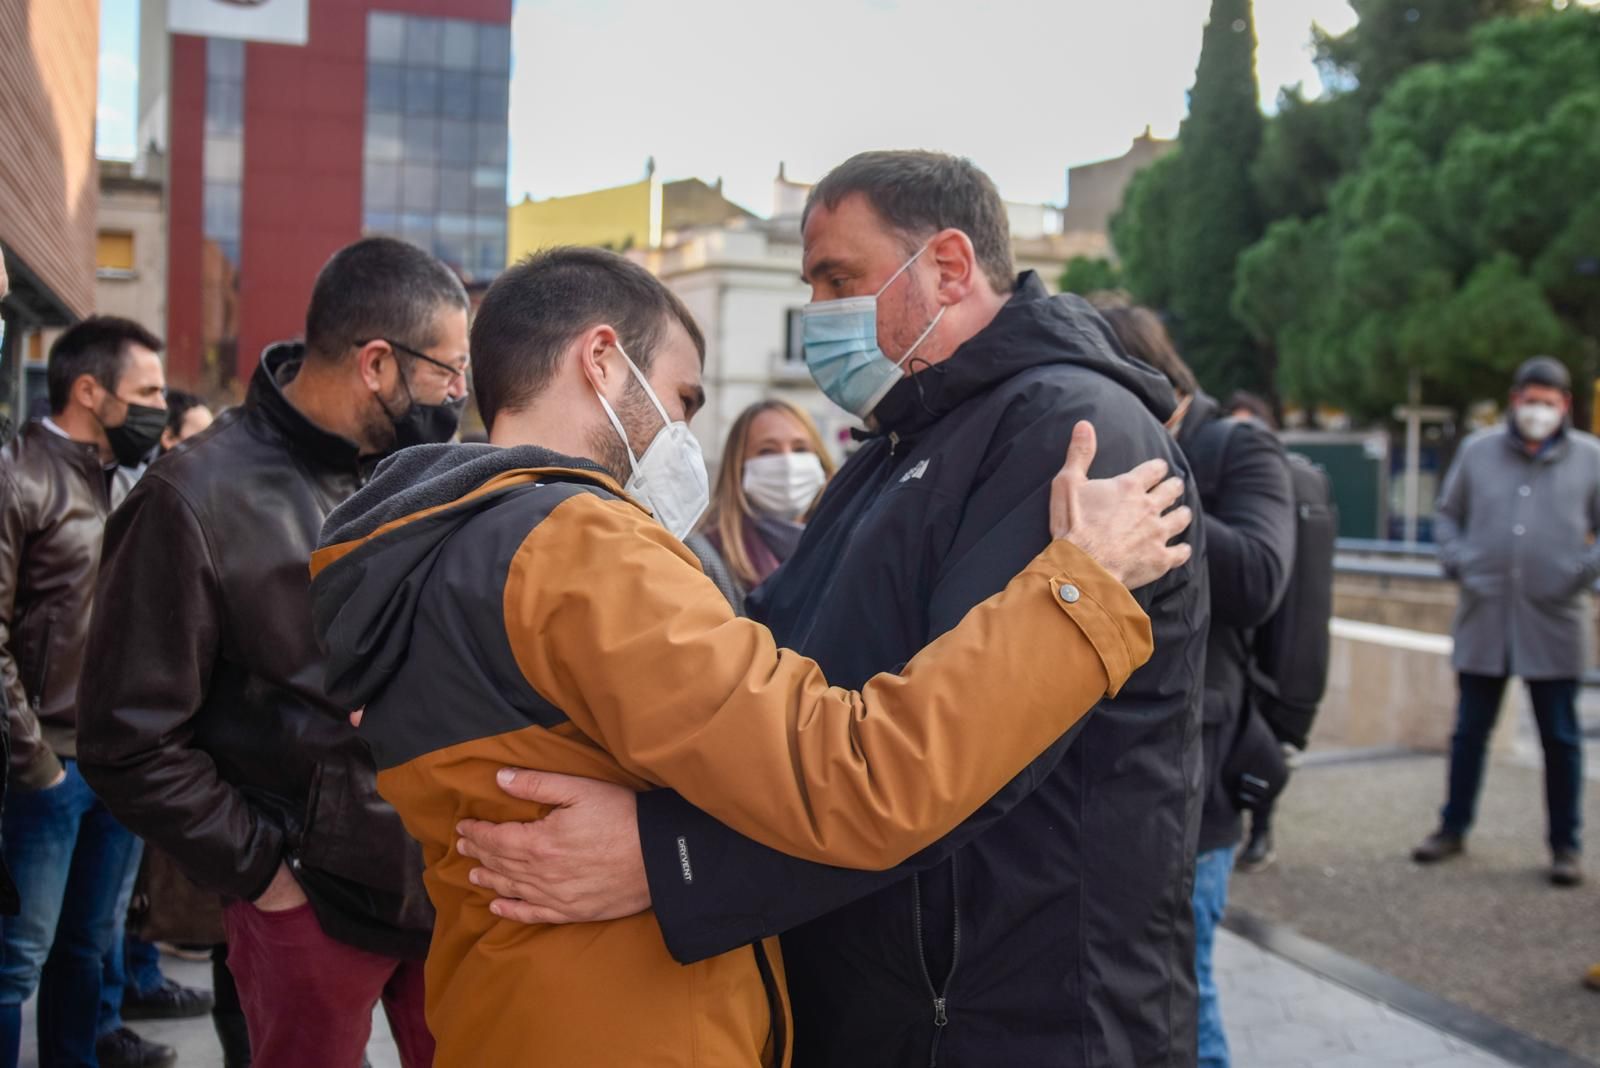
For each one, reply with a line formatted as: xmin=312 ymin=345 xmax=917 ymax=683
xmin=0 ymin=146 xmax=1590 ymax=1068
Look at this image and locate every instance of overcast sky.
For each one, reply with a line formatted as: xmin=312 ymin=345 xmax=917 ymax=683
xmin=97 ymin=0 xmax=1359 ymax=212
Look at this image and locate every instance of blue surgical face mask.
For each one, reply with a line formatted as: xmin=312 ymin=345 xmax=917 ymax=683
xmin=801 ymin=242 xmax=946 ymax=418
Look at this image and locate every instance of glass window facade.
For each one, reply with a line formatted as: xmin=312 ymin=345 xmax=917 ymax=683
xmin=203 ymin=37 xmax=245 ymax=388
xmin=363 ymin=12 xmax=509 ymax=282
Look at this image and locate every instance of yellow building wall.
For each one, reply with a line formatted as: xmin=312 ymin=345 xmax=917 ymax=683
xmin=507 ymin=179 xmax=660 ymax=263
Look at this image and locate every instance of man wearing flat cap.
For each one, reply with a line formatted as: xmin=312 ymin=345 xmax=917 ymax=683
xmin=1414 ymin=356 xmax=1597 ymax=888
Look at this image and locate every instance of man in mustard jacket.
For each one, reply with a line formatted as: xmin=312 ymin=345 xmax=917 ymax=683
xmin=309 ymin=246 xmax=1190 ymax=1067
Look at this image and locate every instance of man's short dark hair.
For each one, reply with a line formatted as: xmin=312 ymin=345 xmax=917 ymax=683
xmin=470 ymin=247 xmax=706 ymax=430
xmin=47 ymin=316 xmax=163 ymax=414
xmin=303 ymin=237 xmax=469 ymax=360
xmin=164 ymin=389 xmax=205 ymax=435
xmin=1514 ymin=355 xmax=1571 ymax=393
xmin=803 ymin=151 xmax=1017 ymax=296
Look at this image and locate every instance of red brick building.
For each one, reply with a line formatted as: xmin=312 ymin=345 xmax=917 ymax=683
xmin=0 ymin=0 xmax=100 ymax=420
xmin=164 ymin=0 xmax=512 ymax=392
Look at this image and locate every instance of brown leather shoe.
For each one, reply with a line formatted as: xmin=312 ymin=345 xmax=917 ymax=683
xmin=1584 ymin=964 xmax=1600 ymax=991
xmin=1412 ymin=831 xmax=1465 ymax=864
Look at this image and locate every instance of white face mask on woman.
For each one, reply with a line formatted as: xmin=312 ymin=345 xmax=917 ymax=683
xmin=742 ymin=452 xmax=827 ymax=520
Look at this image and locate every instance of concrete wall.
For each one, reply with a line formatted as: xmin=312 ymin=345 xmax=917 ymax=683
xmin=1313 ymin=620 xmax=1515 ymax=756
xmin=1061 ymin=131 xmax=1175 ymax=252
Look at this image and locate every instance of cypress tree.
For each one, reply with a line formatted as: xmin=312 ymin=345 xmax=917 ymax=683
xmin=1171 ymin=0 xmax=1267 ymax=398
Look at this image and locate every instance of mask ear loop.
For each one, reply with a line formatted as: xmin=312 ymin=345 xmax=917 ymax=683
xmin=594 ymin=390 xmax=642 ymax=481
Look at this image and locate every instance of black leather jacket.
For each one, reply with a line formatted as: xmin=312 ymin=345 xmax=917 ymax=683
xmin=0 ymin=420 xmax=114 ymax=789
xmin=78 ymin=344 xmax=432 ymax=959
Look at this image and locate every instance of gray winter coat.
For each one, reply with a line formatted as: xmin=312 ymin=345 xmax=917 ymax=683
xmin=1435 ymin=422 xmax=1600 ymax=680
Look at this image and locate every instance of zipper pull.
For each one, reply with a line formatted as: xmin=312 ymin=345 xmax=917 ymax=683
xmin=933 ymin=997 xmax=947 ymax=1027
xmin=889 ymin=431 xmax=900 ymax=456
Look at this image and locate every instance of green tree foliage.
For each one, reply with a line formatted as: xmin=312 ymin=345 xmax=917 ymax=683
xmin=1168 ymin=0 xmax=1267 ymax=399
xmin=1058 ymin=257 xmax=1123 ymax=296
xmin=1251 ymin=89 xmax=1360 ymax=222
xmin=1110 ymin=151 xmax=1181 ymax=309
xmin=1314 ymin=0 xmax=1547 ymax=107
xmin=1234 ymin=10 xmax=1600 ymax=418
xmin=1252 ymin=0 xmax=1538 ymax=228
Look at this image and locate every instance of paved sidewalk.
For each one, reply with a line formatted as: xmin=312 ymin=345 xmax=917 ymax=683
xmin=17 ymin=932 xmax=1523 ymax=1067
xmin=1216 ymin=929 xmax=1514 ymax=1068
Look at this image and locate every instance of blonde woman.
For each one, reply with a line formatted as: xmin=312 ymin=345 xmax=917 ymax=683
xmin=687 ymin=399 xmax=835 ymax=610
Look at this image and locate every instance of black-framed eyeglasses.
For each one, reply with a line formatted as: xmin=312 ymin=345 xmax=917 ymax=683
xmin=355 ymin=337 xmax=471 ymax=386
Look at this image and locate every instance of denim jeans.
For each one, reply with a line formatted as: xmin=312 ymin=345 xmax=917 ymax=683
xmin=1192 ymin=845 xmax=1235 ymax=1068
xmin=1441 ymin=674 xmax=1584 ymax=853
xmin=98 ymin=838 xmax=155 ymax=1036
xmin=0 ymin=760 xmax=139 ymax=1068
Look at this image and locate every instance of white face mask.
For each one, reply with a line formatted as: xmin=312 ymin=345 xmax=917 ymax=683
xmin=594 ymin=344 xmax=709 ymax=540
xmin=1514 ymin=401 xmax=1563 ymax=443
xmin=742 ymin=451 xmax=827 ymax=520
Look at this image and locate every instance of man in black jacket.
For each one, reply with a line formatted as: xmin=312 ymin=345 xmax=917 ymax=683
xmin=455 ymin=152 xmax=1209 ymax=1066
xmin=1095 ymin=301 xmax=1296 ymax=1068
xmin=78 ymin=238 xmax=470 ymax=1068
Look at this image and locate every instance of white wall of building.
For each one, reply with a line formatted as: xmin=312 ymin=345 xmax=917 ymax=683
xmin=634 ymin=186 xmax=1080 ymax=475
xmin=634 ymin=224 xmax=858 ymax=476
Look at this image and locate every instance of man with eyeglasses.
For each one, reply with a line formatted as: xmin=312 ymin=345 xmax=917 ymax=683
xmin=77 ymin=237 xmax=469 ymax=1068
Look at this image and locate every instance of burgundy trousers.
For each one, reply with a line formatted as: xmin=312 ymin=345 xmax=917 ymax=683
xmin=224 ymin=901 xmax=434 ymax=1068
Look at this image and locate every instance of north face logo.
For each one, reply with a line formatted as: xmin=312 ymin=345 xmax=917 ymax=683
xmin=900 ymin=460 xmax=930 ymax=483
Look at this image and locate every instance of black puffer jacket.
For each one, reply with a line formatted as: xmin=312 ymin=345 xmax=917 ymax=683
xmin=1176 ymin=395 xmax=1296 ymax=854
xmin=636 ymin=273 xmax=1208 ymax=1067
xmin=78 ymin=345 xmax=432 ymax=959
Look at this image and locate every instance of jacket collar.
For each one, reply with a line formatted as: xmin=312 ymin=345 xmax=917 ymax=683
xmin=869 ymin=271 xmax=1177 ymax=440
xmin=22 ymin=418 xmax=109 ymax=478
xmin=247 ymin=342 xmax=367 ymax=474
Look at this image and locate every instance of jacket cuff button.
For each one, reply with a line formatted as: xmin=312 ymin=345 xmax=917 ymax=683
xmin=1059 ymin=584 xmax=1081 ymax=604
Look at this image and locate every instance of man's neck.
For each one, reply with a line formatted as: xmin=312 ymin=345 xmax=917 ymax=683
xmin=489 ymin=399 xmax=610 ymax=473
xmin=51 ymin=407 xmax=113 ymax=463
xmin=918 ymin=287 xmax=1008 ymax=370
xmin=280 ymin=358 xmax=372 ymax=453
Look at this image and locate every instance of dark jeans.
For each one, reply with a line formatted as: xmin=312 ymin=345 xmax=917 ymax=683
xmin=1441 ymin=673 xmax=1584 ymax=854
xmin=0 ymin=761 xmax=139 ymax=1067
xmin=97 ymin=838 xmax=149 ymax=1036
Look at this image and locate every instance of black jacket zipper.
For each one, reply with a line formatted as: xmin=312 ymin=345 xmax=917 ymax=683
xmin=912 ymin=855 xmax=962 ymax=1067
xmin=751 ymin=941 xmax=787 ymax=1067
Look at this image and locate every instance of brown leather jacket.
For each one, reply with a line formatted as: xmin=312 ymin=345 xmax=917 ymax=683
xmin=78 ymin=345 xmax=433 ymax=960
xmin=0 ymin=420 xmax=113 ymax=790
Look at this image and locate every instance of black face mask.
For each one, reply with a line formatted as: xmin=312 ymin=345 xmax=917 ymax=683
xmin=381 ymin=371 xmax=467 ymax=452
xmin=105 ymin=403 xmax=167 ymax=468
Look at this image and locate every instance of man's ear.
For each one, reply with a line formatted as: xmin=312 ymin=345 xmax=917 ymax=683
xmin=355 ymin=340 xmax=396 ymax=393
xmin=929 ymin=228 xmax=978 ymax=307
xmin=71 ymin=372 xmax=105 ymax=413
xmin=576 ymin=325 xmax=622 ymax=395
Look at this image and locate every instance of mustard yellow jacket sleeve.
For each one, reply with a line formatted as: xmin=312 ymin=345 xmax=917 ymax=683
xmin=503 ymin=492 xmax=1152 ymax=871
